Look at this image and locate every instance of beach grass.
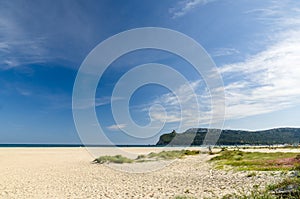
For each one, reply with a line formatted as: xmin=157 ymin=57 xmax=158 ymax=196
xmin=220 ymin=177 xmax=300 ymax=199
xmin=208 ymin=149 xmax=300 ymax=198
xmin=267 ymin=177 xmax=300 ymax=191
xmin=147 ymin=150 xmax=200 ymax=160
xmin=93 ymin=149 xmax=200 ymax=164
xmin=210 ymin=149 xmax=300 ymax=171
xmin=93 ymin=155 xmax=133 ymax=164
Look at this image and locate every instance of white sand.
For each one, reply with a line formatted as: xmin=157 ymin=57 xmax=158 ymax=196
xmin=0 ymin=147 xmax=296 ymax=198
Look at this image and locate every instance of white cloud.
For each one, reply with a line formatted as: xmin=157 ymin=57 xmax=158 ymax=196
xmin=0 ymin=42 xmax=10 ymax=53
xmin=124 ymin=1 xmax=300 ymax=132
xmin=138 ymin=80 xmax=216 ymax=131
xmin=15 ymin=87 xmax=32 ymax=96
xmin=169 ymin=0 xmax=216 ymax=19
xmin=140 ymin=28 xmax=300 ymax=130
xmin=95 ymin=97 xmax=112 ymax=107
xmin=72 ymin=96 xmax=124 ymax=110
xmin=210 ymin=1 xmax=300 ymax=120
xmin=0 ymin=39 xmax=49 ymax=70
xmin=220 ymin=29 xmax=300 ymax=119
xmin=244 ymin=1 xmax=300 ymax=32
xmin=0 ymin=12 xmax=50 ymax=70
xmin=107 ymin=124 xmax=127 ymax=131
xmin=211 ymin=48 xmax=240 ymax=57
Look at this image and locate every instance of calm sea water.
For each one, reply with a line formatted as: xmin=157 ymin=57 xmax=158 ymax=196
xmin=0 ymin=144 xmax=246 ymax=148
xmin=0 ymin=144 xmax=159 ymax=147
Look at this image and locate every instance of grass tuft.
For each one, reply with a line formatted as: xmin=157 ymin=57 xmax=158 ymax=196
xmin=93 ymin=150 xmax=200 ymax=164
xmin=136 ymin=154 xmax=146 ymax=160
xmin=147 ymin=150 xmax=200 ymax=160
xmin=148 ymin=150 xmax=199 ymax=160
xmin=93 ymin=155 xmax=133 ymax=164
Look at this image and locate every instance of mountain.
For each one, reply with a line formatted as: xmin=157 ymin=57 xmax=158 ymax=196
xmin=156 ymin=128 xmax=300 ymax=146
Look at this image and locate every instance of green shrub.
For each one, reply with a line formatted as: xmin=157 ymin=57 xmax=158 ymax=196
xmin=136 ymin=154 xmax=146 ymax=160
xmin=221 ymin=147 xmax=228 ymax=152
xmin=93 ymin=155 xmax=133 ymax=164
xmin=148 ymin=150 xmax=200 ymax=160
xmin=183 ymin=150 xmax=200 ymax=155
xmin=293 ymin=163 xmax=300 ymax=171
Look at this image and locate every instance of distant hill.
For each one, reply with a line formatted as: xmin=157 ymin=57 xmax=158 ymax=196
xmin=156 ymin=128 xmax=300 ymax=146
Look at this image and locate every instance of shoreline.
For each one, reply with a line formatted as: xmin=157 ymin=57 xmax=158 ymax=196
xmin=0 ymin=144 xmax=298 ymax=147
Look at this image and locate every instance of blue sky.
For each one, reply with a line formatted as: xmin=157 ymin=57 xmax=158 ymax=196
xmin=1 ymin=0 xmax=300 ymax=144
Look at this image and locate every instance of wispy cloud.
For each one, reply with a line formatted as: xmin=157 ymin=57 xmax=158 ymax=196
xmin=0 ymin=8 xmax=50 ymax=70
xmin=215 ymin=1 xmax=300 ymax=120
xmin=143 ymin=31 xmax=300 ymax=128
xmin=137 ymin=80 xmax=214 ymax=131
xmin=244 ymin=1 xmax=300 ymax=31
xmin=0 ymin=42 xmax=10 ymax=53
xmin=0 ymin=40 xmax=50 ymax=70
xmin=211 ymin=48 xmax=240 ymax=57
xmin=0 ymin=34 xmax=49 ymax=70
xmin=169 ymin=0 xmax=216 ymax=19
xmin=142 ymin=3 xmax=300 ymax=130
xmin=72 ymin=96 xmax=124 ymax=110
xmin=220 ymin=29 xmax=300 ymax=119
xmin=107 ymin=124 xmax=127 ymax=131
xmin=15 ymin=87 xmax=32 ymax=96
xmin=0 ymin=1 xmax=103 ymax=70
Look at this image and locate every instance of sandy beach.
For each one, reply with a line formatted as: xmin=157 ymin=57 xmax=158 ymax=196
xmin=0 ymin=147 xmax=297 ymax=199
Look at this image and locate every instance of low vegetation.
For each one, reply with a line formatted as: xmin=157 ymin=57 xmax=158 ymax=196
xmin=210 ymin=149 xmax=300 ymax=198
xmin=147 ymin=149 xmax=200 ymax=160
xmin=93 ymin=155 xmax=133 ymax=164
xmin=93 ymin=149 xmax=200 ymax=164
xmin=220 ymin=177 xmax=300 ymax=199
xmin=210 ymin=149 xmax=300 ymax=171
